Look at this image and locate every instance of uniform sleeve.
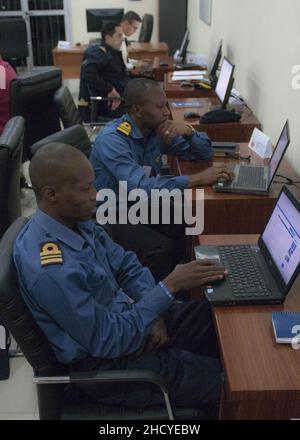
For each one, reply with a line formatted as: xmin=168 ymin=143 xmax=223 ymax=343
xmin=92 ymin=132 xmax=189 ymax=193
xmin=95 ymin=227 xmax=159 ymax=301
xmin=83 ymin=61 xmax=113 ymax=96
xmin=166 ymin=132 xmax=213 ymax=161
xmin=31 ymin=267 xmax=173 ymax=360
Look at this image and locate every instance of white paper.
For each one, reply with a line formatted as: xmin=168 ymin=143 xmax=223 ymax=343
xmin=57 ymin=40 xmax=72 ymax=50
xmin=172 ymin=74 xmax=205 ymax=81
xmin=248 ymin=128 xmax=273 ymax=159
xmin=172 ymin=70 xmax=207 ymax=77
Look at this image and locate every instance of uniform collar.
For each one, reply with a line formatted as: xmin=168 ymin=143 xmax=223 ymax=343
xmin=33 ymin=208 xmax=94 ymax=251
xmin=103 ymin=42 xmax=122 ymax=56
xmin=121 ymin=114 xmax=156 ymax=140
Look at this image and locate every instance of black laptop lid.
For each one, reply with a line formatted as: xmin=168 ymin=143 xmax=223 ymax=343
xmin=258 ymin=186 xmax=300 ymax=295
xmin=267 ymin=120 xmax=290 ymax=190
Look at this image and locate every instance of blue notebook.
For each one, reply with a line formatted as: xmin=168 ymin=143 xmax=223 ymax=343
xmin=271 ymin=311 xmax=300 ymax=343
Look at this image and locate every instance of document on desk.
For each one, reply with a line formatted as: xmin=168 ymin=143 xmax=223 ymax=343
xmin=172 ymin=70 xmax=207 ymax=81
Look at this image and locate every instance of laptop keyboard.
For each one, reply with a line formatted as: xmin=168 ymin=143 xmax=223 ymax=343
xmin=218 ymin=245 xmax=270 ymax=298
xmin=233 ymin=166 xmax=265 ymax=189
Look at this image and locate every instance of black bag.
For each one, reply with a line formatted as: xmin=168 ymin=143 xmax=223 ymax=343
xmin=0 ymin=323 xmax=10 ymax=380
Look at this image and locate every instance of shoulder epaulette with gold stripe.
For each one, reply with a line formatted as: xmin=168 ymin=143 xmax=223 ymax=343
xmin=116 ymin=121 xmax=132 ymax=137
xmin=40 ymin=242 xmax=63 ymax=267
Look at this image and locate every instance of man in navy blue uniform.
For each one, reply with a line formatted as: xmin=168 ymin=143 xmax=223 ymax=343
xmin=90 ymin=78 xmax=234 ymax=280
xmin=14 ymin=143 xmax=226 ymax=417
xmin=78 ymin=22 xmax=129 ymax=122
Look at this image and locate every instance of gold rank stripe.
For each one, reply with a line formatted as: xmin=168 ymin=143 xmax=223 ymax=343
xmin=41 ymin=257 xmax=63 ymax=266
xmin=40 ymin=254 xmax=62 ymax=261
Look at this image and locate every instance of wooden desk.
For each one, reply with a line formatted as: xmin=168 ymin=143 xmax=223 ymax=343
xmin=178 ymin=143 xmax=300 ymax=234
xmin=52 ymin=44 xmax=169 ymax=79
xmin=128 ymin=42 xmax=169 ymax=60
xmin=150 ymin=57 xmax=205 ymax=82
xmin=52 ymin=46 xmax=85 ymax=79
xmin=169 ymin=97 xmax=261 ymax=142
xmin=199 ymin=234 xmax=300 ymax=420
xmin=164 ymin=72 xmax=215 ymax=98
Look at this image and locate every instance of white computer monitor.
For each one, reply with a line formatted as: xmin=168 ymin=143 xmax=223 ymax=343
xmin=215 ymin=57 xmax=235 ymax=108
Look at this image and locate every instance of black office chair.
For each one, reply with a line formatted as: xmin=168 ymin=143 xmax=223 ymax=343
xmin=30 ymin=124 xmax=92 ymax=158
xmin=0 ymin=117 xmax=24 ymax=238
xmin=0 ymin=18 xmax=29 ymax=68
xmin=54 ymin=86 xmax=112 ymax=140
xmin=54 ymin=87 xmax=82 ymax=129
xmin=0 ymin=217 xmax=204 ymax=420
xmin=10 ymin=68 xmax=62 ymax=162
xmin=139 ymin=14 xmax=154 ymax=43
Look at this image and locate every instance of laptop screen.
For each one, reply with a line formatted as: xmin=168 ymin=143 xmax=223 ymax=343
xmin=215 ymin=57 xmax=234 ymax=105
xmin=261 ymin=190 xmax=300 ymax=284
xmin=268 ymin=120 xmax=290 ymax=186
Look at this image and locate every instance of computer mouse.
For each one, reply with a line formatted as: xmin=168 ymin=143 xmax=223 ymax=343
xmin=180 ymin=81 xmax=194 ymax=88
xmin=184 ymin=111 xmax=200 ymax=119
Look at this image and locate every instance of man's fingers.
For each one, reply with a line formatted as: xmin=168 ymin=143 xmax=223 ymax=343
xmin=197 ymin=274 xmax=226 ymax=285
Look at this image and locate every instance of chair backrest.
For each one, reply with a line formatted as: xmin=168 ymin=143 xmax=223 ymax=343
xmin=0 ymin=117 xmax=24 ymax=238
xmin=0 ymin=18 xmax=29 ymax=60
xmin=10 ymin=68 xmax=62 ymax=162
xmin=30 ymin=124 xmax=91 ymax=158
xmin=54 ymin=86 xmax=82 ymax=129
xmin=0 ymin=217 xmax=66 ymax=377
xmin=139 ymin=14 xmax=154 ymax=43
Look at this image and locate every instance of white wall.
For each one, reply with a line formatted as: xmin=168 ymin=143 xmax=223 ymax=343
xmin=187 ymin=0 xmax=300 ymax=172
xmin=69 ymin=0 xmax=158 ymax=45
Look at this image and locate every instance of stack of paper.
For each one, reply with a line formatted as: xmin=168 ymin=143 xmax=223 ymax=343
xmin=172 ymin=70 xmax=207 ymax=81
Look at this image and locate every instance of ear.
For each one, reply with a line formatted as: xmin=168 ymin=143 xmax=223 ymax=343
xmin=133 ymin=104 xmax=143 ymax=118
xmin=41 ymin=185 xmax=58 ymax=203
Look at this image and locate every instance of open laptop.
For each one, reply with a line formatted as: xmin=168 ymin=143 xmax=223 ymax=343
xmin=214 ymin=120 xmax=290 ymax=195
xmin=195 ymin=186 xmax=300 ymax=306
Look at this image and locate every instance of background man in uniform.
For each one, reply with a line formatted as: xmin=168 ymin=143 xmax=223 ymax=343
xmin=78 ymin=22 xmax=128 ymax=121
xmin=90 ymin=78 xmax=234 ymax=281
xmin=14 ymin=143 xmax=226 ymax=418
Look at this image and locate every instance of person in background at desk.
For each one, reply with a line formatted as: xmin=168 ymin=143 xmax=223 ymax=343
xmin=0 ymin=55 xmax=17 ymax=134
xmin=14 ymin=143 xmax=225 ymax=418
xmin=78 ymin=22 xmax=129 ymax=122
xmin=120 ymin=11 xmax=142 ymax=71
xmin=90 ymin=78 xmax=233 ymax=281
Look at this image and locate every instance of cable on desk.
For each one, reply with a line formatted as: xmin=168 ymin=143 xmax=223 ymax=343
xmin=274 ymin=174 xmax=300 ymax=191
xmin=230 ymin=93 xmax=254 ymax=123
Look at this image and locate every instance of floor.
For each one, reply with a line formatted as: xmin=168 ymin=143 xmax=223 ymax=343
xmin=0 ymin=77 xmax=81 ymax=420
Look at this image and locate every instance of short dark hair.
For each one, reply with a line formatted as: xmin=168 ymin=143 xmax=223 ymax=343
xmin=101 ymin=22 xmax=121 ymax=41
xmin=124 ymin=78 xmax=161 ymax=110
xmin=122 ymin=11 xmax=142 ymax=24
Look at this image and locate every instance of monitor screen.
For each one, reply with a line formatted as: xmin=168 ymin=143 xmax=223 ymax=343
xmin=262 ymin=188 xmax=300 ymax=285
xmin=268 ymin=120 xmax=290 ymax=186
xmin=210 ymin=40 xmax=222 ymax=77
xmin=86 ymin=8 xmax=124 ymax=33
xmin=178 ymin=29 xmax=190 ymax=60
xmin=215 ymin=57 xmax=235 ymax=107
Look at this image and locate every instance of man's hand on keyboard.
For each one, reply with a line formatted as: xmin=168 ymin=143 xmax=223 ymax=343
xmin=163 ymin=260 xmax=227 ymax=294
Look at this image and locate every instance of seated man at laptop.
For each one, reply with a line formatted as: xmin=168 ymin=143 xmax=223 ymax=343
xmin=90 ymin=78 xmax=234 ymax=281
xmin=78 ymin=22 xmax=129 ymax=122
xmin=14 ymin=143 xmax=226 ymax=417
